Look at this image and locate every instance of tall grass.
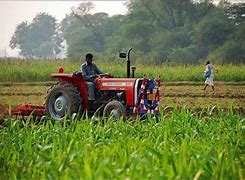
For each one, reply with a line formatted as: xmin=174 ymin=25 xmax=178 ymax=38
xmin=0 ymin=59 xmax=244 ymax=82
xmin=0 ymin=110 xmax=244 ymax=179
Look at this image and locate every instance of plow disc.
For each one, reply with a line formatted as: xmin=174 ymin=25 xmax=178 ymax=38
xmin=1 ymin=105 xmax=45 ymax=123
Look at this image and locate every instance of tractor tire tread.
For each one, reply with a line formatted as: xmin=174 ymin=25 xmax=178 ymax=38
xmin=103 ymin=100 xmax=126 ymax=121
xmin=45 ymin=83 xmax=82 ymax=120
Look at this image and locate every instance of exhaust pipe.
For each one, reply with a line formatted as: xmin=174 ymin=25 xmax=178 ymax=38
xmin=127 ymin=48 xmax=133 ymax=78
xmin=119 ymin=47 xmax=133 ymax=78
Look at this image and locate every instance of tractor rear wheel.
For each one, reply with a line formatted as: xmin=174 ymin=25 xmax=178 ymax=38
xmin=103 ymin=100 xmax=126 ymax=122
xmin=45 ymin=83 xmax=82 ymax=121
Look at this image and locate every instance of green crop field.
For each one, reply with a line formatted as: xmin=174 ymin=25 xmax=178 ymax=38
xmin=0 ymin=59 xmax=245 ymax=82
xmin=0 ymin=59 xmax=244 ymax=179
xmin=0 ymin=111 xmax=244 ymax=179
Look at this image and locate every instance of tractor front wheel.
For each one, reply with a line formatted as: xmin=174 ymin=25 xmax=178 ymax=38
xmin=45 ymin=83 xmax=82 ymax=121
xmin=103 ymin=100 xmax=126 ymax=122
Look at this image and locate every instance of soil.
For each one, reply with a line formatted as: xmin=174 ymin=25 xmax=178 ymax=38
xmin=0 ymin=83 xmax=244 ymax=115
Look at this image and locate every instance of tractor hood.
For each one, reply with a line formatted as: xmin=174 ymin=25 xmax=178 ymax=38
xmin=96 ymin=78 xmax=136 ymax=91
xmin=50 ymin=73 xmax=85 ymax=80
xmin=97 ymin=78 xmax=137 ymax=107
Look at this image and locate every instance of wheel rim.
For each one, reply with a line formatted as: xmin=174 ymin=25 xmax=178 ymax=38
xmin=48 ymin=93 xmax=68 ymax=121
xmin=54 ymin=95 xmax=68 ymax=116
xmin=110 ymin=109 xmax=120 ymax=122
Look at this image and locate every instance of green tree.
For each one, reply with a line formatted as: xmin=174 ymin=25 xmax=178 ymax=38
xmin=9 ymin=21 xmax=31 ymax=57
xmin=193 ymin=15 xmax=234 ymax=59
xmin=138 ymin=0 xmax=214 ymax=31
xmin=60 ymin=0 xmax=244 ymax=64
xmin=113 ymin=0 xmax=214 ymax=64
xmin=10 ymin=13 xmax=62 ymax=58
xmin=208 ymin=23 xmax=245 ymax=64
xmin=168 ymin=45 xmax=197 ymax=65
xmin=33 ymin=41 xmax=60 ymax=59
xmin=71 ymin=2 xmax=108 ymax=52
xmin=223 ymin=1 xmax=245 ymax=25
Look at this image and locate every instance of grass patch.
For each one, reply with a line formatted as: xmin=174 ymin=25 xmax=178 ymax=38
xmin=0 ymin=59 xmax=244 ymax=82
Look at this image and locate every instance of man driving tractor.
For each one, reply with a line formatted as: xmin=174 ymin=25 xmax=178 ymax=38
xmin=81 ymin=53 xmax=104 ymax=101
xmin=2 ymin=48 xmax=160 ymax=122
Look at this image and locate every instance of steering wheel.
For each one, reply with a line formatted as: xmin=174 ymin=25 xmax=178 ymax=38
xmin=73 ymin=71 xmax=83 ymax=76
xmin=97 ymin=73 xmax=113 ymax=78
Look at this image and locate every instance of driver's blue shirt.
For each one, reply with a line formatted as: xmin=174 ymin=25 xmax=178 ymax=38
xmin=81 ymin=62 xmax=103 ymax=81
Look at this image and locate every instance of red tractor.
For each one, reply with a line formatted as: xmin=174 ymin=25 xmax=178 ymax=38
xmin=2 ymin=48 xmax=161 ymax=122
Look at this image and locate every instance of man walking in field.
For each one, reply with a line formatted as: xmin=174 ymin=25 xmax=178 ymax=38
xmin=203 ymin=60 xmax=218 ymax=91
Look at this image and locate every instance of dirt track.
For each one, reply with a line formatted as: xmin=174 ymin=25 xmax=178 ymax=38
xmin=0 ymin=92 xmax=244 ymax=99
xmin=0 ymin=83 xmax=244 ymax=115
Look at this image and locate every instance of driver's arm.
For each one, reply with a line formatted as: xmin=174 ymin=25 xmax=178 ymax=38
xmin=94 ymin=64 xmax=103 ymax=75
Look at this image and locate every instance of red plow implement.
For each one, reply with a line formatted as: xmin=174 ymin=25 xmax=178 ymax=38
xmin=2 ymin=105 xmax=45 ymax=120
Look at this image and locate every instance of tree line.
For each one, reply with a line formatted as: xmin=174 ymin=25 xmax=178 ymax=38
xmin=10 ymin=0 xmax=245 ymax=64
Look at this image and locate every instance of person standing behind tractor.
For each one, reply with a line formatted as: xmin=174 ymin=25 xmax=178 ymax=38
xmin=203 ymin=60 xmax=218 ymax=91
xmin=81 ymin=53 xmax=103 ymax=101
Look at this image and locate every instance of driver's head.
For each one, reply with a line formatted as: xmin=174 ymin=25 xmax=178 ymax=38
xmin=85 ymin=53 xmax=93 ymax=65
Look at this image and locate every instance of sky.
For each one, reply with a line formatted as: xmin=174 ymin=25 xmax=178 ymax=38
xmin=0 ymin=1 xmax=128 ymax=57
